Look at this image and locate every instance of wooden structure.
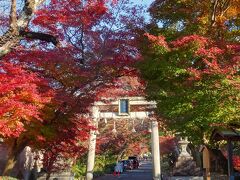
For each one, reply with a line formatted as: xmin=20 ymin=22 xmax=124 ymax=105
xmin=211 ymin=129 xmax=240 ymax=180
xmin=200 ymin=145 xmax=228 ymax=179
xmin=201 ymin=146 xmax=210 ymax=177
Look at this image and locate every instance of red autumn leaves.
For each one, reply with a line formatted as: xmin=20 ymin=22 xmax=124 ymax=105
xmin=0 ymin=62 xmax=53 ymax=138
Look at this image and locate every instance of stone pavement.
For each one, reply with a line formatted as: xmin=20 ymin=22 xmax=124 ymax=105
xmin=94 ymin=161 xmax=152 ymax=180
xmin=93 ymin=161 xmax=206 ymax=180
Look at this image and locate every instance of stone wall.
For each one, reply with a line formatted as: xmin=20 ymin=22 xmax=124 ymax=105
xmin=168 ymin=177 xmax=203 ymax=180
xmin=37 ymin=171 xmax=74 ymax=180
xmin=0 ymin=143 xmax=75 ymax=180
xmin=0 ymin=144 xmax=42 ymax=179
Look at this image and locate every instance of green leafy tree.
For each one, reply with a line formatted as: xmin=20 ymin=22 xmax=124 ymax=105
xmin=138 ymin=33 xmax=240 ymax=144
xmin=138 ymin=0 xmax=240 ymax=144
xmin=148 ymin=0 xmax=240 ymax=40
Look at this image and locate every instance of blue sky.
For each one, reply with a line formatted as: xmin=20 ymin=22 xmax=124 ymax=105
xmin=130 ymin=0 xmax=154 ymax=21
xmin=131 ymin=0 xmax=154 ymax=7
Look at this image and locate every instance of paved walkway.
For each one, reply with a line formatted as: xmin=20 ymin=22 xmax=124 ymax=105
xmin=95 ymin=161 xmax=152 ymax=180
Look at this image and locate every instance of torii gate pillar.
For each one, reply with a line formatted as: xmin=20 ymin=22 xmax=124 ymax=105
xmin=151 ymin=120 xmax=161 ymax=180
xmin=86 ymin=106 xmax=98 ymax=180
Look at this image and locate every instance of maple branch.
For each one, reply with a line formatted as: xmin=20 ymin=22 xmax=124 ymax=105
xmin=79 ymin=23 xmax=85 ymax=63
xmin=98 ymin=0 xmax=124 ymax=61
xmin=78 ymin=2 xmax=86 ymax=63
xmin=19 ymin=30 xmax=59 ymax=46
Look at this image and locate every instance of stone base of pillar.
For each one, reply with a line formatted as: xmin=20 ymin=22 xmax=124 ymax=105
xmin=153 ymin=176 xmax=161 ymax=180
xmin=86 ymin=173 xmax=94 ymax=180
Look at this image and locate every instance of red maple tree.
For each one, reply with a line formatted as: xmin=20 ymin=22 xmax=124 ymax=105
xmin=0 ymin=0 xmax=145 ymax=175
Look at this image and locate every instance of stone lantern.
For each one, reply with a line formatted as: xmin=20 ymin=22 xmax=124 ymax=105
xmin=173 ymin=137 xmax=201 ymax=176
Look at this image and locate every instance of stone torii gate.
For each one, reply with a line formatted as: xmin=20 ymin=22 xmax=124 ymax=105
xmin=85 ymin=96 xmax=161 ymax=180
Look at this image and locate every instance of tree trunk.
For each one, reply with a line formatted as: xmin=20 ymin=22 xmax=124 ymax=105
xmin=2 ymin=139 xmax=18 ymax=176
xmin=188 ymin=143 xmax=202 ymax=168
xmin=2 ymin=138 xmax=27 ymax=176
xmin=116 ymin=144 xmax=127 ymax=163
xmin=2 ymin=153 xmax=16 ymax=176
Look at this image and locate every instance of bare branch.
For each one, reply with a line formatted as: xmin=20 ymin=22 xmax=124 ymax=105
xmin=211 ymin=0 xmax=219 ymax=26
xmin=19 ymin=30 xmax=59 ymax=46
xmin=220 ymin=0 xmax=231 ymax=17
xmin=35 ymin=0 xmax=45 ymax=8
xmin=10 ymin=0 xmax=17 ymax=32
